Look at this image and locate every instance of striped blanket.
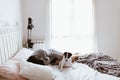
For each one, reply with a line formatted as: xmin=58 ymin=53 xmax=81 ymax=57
xmin=77 ymin=53 xmax=120 ymax=77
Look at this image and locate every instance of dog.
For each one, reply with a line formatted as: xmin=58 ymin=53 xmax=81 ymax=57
xmin=27 ymin=49 xmax=50 ymax=65
xmin=27 ymin=49 xmax=79 ymax=66
xmin=27 ymin=49 xmax=63 ymax=65
xmin=59 ymin=52 xmax=73 ymax=71
xmin=71 ymin=53 xmax=80 ymax=63
xmin=47 ymin=49 xmax=63 ymax=65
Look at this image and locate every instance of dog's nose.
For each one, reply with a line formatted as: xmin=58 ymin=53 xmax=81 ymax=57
xmin=45 ymin=58 xmax=48 ymax=60
xmin=45 ymin=57 xmax=50 ymax=61
xmin=66 ymin=60 xmax=68 ymax=61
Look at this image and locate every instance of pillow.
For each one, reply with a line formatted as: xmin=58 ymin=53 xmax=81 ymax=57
xmin=19 ymin=60 xmax=55 ymax=80
xmin=0 ymin=60 xmax=27 ymax=80
xmin=12 ymin=48 xmax=33 ymax=61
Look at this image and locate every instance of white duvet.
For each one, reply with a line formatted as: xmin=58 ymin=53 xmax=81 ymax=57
xmin=52 ymin=63 xmax=120 ymax=80
xmin=14 ymin=48 xmax=120 ymax=80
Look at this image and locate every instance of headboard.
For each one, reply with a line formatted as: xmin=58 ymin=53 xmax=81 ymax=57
xmin=0 ymin=27 xmax=22 ymax=64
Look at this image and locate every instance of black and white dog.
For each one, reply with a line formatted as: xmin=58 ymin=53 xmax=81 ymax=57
xmin=59 ymin=52 xmax=72 ymax=71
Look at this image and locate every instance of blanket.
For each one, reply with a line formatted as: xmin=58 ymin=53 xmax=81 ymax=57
xmin=77 ymin=53 xmax=120 ymax=77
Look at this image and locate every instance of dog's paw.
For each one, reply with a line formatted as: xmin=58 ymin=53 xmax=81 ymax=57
xmin=59 ymin=68 xmax=63 ymax=71
xmin=58 ymin=68 xmax=62 ymax=72
xmin=71 ymin=66 xmax=76 ymax=70
xmin=58 ymin=67 xmax=63 ymax=71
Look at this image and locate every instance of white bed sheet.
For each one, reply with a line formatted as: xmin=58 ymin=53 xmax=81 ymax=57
xmin=52 ymin=63 xmax=120 ymax=80
xmin=1 ymin=48 xmax=120 ymax=80
xmin=12 ymin=48 xmax=120 ymax=80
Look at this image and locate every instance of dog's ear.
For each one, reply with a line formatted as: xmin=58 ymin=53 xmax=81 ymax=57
xmin=63 ymin=52 xmax=67 ymax=55
xmin=68 ymin=53 xmax=72 ymax=58
xmin=63 ymin=52 xmax=67 ymax=58
xmin=63 ymin=52 xmax=68 ymax=55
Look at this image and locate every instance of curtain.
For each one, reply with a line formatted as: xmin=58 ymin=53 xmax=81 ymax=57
xmin=50 ymin=0 xmax=97 ymax=54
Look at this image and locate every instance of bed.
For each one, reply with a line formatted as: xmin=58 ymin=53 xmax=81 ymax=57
xmin=0 ymin=27 xmax=120 ymax=80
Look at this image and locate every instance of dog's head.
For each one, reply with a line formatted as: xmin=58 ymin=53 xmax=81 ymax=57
xmin=63 ymin=52 xmax=72 ymax=61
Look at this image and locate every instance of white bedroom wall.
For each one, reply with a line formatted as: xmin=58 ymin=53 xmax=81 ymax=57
xmin=21 ymin=0 xmax=50 ymax=43
xmin=0 ymin=0 xmax=22 ymax=27
xmin=96 ymin=0 xmax=120 ymax=60
xmin=21 ymin=0 xmax=120 ymax=60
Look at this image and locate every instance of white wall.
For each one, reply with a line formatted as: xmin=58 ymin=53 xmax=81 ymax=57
xmin=21 ymin=0 xmax=50 ymax=43
xmin=96 ymin=0 xmax=120 ymax=60
xmin=0 ymin=0 xmax=22 ymax=28
xmin=21 ymin=0 xmax=120 ymax=60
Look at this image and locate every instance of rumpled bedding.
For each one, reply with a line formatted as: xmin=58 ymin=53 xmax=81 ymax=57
xmin=0 ymin=48 xmax=120 ymax=80
xmin=52 ymin=63 xmax=120 ymax=80
xmin=77 ymin=53 xmax=120 ymax=77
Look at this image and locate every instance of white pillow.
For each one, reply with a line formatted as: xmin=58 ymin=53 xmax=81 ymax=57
xmin=19 ymin=60 xmax=55 ymax=80
xmin=12 ymin=48 xmax=33 ymax=61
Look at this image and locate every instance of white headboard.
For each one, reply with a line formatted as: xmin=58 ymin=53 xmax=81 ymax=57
xmin=0 ymin=27 xmax=22 ymax=64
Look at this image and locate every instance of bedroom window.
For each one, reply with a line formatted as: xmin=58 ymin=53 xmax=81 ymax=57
xmin=50 ymin=0 xmax=97 ymax=54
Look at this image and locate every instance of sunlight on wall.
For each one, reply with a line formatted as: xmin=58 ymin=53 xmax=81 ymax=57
xmin=51 ymin=0 xmax=97 ymax=54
